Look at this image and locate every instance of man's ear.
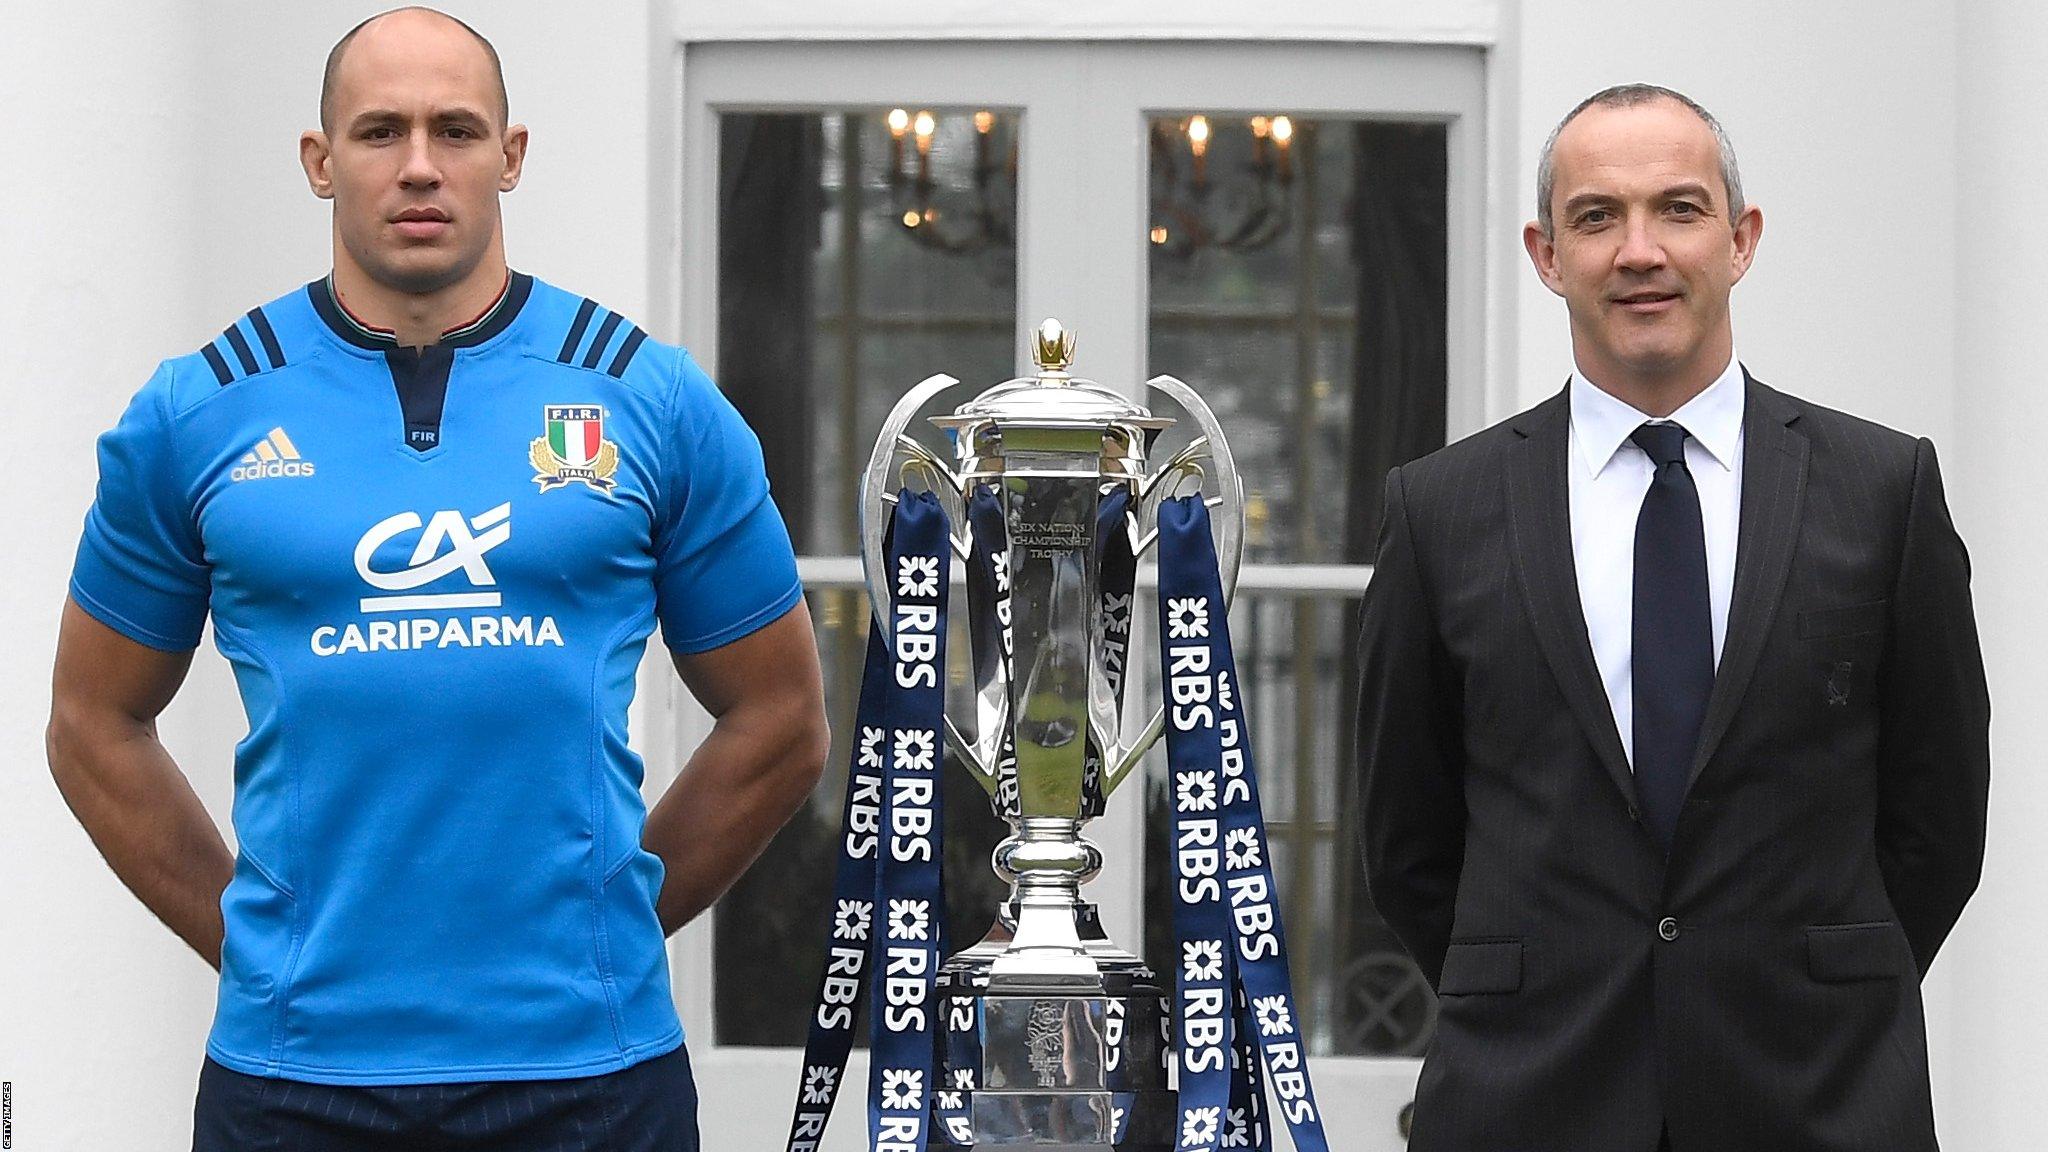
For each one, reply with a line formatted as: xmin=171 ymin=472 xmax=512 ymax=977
xmin=1729 ymin=203 xmax=1764 ymax=284
xmin=300 ymin=130 xmax=335 ymax=200
xmin=499 ymin=123 xmax=529 ymax=193
xmin=1523 ymin=220 xmax=1565 ymax=297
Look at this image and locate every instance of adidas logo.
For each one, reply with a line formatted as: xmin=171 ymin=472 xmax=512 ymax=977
xmin=231 ymin=427 xmax=316 ymax=481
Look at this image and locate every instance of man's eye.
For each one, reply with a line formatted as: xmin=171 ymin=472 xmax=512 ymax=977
xmin=1576 ymin=209 xmax=1611 ymax=226
xmin=442 ymin=126 xmax=477 ymax=140
xmin=1668 ymin=202 xmax=1702 ymax=216
xmin=362 ymin=127 xmax=399 ymax=141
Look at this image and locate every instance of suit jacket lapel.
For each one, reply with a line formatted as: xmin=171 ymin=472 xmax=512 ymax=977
xmin=1689 ymin=373 xmax=1808 ymax=784
xmin=1504 ymin=387 xmax=1637 ymax=805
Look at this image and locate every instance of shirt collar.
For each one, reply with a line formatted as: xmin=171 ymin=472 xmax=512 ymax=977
xmin=1570 ymin=353 xmax=1746 ymax=479
xmin=306 ymin=270 xmax=533 ymax=351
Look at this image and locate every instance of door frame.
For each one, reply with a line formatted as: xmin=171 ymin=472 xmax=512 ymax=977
xmin=666 ymin=38 xmax=1491 ymax=1151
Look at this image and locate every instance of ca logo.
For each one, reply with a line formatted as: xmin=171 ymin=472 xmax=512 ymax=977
xmin=353 ymin=503 xmax=512 ymax=611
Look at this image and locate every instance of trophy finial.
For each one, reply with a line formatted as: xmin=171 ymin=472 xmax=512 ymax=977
xmin=1032 ymin=318 xmax=1076 ymax=374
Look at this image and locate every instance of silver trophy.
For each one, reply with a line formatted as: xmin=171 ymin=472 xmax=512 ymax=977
xmin=860 ymin=320 xmax=1244 ymax=1148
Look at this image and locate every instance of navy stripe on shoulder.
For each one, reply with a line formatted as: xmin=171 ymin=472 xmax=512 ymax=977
xmin=200 ymin=341 xmax=234 ymax=386
xmin=221 ymin=324 xmax=260 ymax=376
xmin=605 ymin=327 xmax=650 ymax=378
xmin=557 ymin=299 xmax=598 ymax=363
xmin=246 ymin=308 xmax=286 ymax=370
xmin=580 ymin=313 xmax=624 ymax=371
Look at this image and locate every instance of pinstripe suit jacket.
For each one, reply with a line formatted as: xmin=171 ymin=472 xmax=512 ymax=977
xmin=1355 ymin=374 xmax=1989 ymax=1152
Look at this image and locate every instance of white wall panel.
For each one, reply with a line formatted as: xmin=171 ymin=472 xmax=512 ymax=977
xmin=1947 ymin=1 xmax=2048 ymax=1144
xmin=673 ymin=0 xmax=1497 ymax=45
xmin=1 ymin=3 xmax=217 ymax=1147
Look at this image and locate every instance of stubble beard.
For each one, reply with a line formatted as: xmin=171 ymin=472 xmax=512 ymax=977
xmin=363 ymin=244 xmax=481 ymax=297
xmin=338 ymin=211 xmax=492 ymax=300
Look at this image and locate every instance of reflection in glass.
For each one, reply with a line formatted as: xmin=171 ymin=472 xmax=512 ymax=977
xmin=1140 ymin=115 xmax=1450 ymax=1056
xmin=713 ymin=109 xmax=1018 ymax=1046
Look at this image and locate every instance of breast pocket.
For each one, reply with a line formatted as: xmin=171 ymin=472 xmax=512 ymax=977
xmin=1798 ymin=599 xmax=1889 ymax=709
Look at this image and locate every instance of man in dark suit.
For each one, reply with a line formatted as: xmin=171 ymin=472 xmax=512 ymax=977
xmin=1355 ymin=83 xmax=1989 ymax=1151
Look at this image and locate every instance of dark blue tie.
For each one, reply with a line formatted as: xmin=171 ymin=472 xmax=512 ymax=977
xmin=1630 ymin=422 xmax=1713 ymax=852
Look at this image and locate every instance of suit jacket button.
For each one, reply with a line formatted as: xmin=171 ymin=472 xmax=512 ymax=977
xmin=1657 ymin=916 xmax=1680 ymax=942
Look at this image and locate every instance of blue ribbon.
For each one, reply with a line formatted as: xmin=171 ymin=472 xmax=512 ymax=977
xmin=963 ymin=485 xmax=1019 ymax=822
xmin=1229 ymin=984 xmax=1269 ymax=1150
xmin=1158 ymin=495 xmax=1330 ymax=1152
xmin=782 ymin=491 xmax=951 ymax=1152
xmin=1160 ymin=499 xmax=1240 ymax=1152
xmin=867 ymin=491 xmax=951 ymax=1152
xmin=1084 ymin=487 xmax=1136 ymax=819
xmin=783 ymin=628 xmax=891 ymax=1152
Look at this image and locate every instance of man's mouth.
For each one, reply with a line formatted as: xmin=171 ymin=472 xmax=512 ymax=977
xmin=1613 ymin=289 xmax=1681 ymax=313
xmin=391 ymin=208 xmax=451 ymax=240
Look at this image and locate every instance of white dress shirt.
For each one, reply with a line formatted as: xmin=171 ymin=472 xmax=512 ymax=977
xmin=1568 ymin=355 xmax=1746 ymax=768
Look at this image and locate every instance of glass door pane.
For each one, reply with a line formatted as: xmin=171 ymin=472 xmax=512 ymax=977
xmin=1139 ymin=113 xmax=1451 ymax=1057
xmin=713 ymin=106 xmax=1021 ymax=1046
xmin=720 ymin=108 xmax=1018 ymax=555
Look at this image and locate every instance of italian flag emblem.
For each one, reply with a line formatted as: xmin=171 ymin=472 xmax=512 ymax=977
xmin=531 ymin=405 xmax=620 ymax=492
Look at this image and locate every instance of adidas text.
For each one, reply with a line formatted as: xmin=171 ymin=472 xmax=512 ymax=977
xmin=231 ymin=459 xmax=316 ymax=481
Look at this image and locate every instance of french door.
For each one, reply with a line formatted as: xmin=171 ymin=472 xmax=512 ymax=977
xmin=664 ymin=39 xmax=1487 ymax=1151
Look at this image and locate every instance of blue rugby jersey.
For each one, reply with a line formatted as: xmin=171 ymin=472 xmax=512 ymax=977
xmin=70 ymin=273 xmax=802 ymax=1084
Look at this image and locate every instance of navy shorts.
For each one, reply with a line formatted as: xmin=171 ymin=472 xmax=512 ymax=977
xmin=192 ymin=1045 xmax=699 ymax=1152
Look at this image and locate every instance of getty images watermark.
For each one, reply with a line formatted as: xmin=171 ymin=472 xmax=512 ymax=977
xmin=3 ymin=1078 xmax=13 ymax=1148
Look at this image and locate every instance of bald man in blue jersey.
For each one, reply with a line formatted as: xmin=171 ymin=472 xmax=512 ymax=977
xmin=45 ymin=8 xmax=829 ymax=1150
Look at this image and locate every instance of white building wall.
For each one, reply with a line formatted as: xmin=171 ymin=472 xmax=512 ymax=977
xmin=672 ymin=0 xmax=1497 ymax=44
xmin=2 ymin=1 xmax=2037 ymax=1147
xmin=1948 ymin=2 xmax=2048 ymax=1147
xmin=1 ymin=3 xmax=217 ymax=1146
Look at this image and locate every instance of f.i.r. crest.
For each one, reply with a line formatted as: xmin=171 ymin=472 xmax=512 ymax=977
xmin=530 ymin=405 xmax=619 ymax=493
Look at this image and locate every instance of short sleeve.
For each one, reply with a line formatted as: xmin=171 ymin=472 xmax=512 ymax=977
xmin=653 ymin=351 xmax=802 ymax=653
xmin=70 ymin=363 xmax=211 ymax=650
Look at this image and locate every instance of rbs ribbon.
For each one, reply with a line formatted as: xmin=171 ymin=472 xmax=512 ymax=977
xmin=1158 ymin=495 xmax=1329 ymax=1152
xmin=786 ymin=492 xmax=1330 ymax=1152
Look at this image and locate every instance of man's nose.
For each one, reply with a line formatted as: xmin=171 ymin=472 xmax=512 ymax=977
xmin=1614 ymin=215 xmax=1665 ymax=273
xmin=398 ymin=130 xmax=442 ymax=188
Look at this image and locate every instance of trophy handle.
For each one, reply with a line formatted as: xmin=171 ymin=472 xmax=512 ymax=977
xmin=1140 ymin=374 xmax=1245 ymax=599
xmin=861 ymin=372 xmax=965 ymax=644
xmin=859 ymin=372 xmax=1007 ymax=797
xmin=1094 ymin=374 xmax=1247 ymax=799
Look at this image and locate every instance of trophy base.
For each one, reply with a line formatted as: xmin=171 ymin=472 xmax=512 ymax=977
xmin=931 ymin=902 xmax=1174 ymax=1149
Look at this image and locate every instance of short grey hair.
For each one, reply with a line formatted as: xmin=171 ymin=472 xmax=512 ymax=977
xmin=1536 ymin=84 xmax=1744 ymax=239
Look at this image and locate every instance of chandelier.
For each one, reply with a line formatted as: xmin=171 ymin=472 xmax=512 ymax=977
xmin=885 ymin=107 xmax=1017 ymax=254
xmin=871 ymin=109 xmax=1302 ymax=257
xmin=1149 ymin=114 xmax=1300 ymax=258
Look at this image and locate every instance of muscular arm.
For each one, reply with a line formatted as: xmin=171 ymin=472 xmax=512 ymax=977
xmin=645 ymin=600 xmax=830 ymax=935
xmin=46 ymin=597 xmax=234 ymax=970
xmin=1875 ymin=439 xmax=1991 ymax=975
xmin=1355 ymin=466 xmax=1467 ymax=989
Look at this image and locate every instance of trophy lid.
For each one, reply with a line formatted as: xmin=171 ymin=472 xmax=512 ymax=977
xmin=932 ymin=319 xmax=1173 ymax=432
